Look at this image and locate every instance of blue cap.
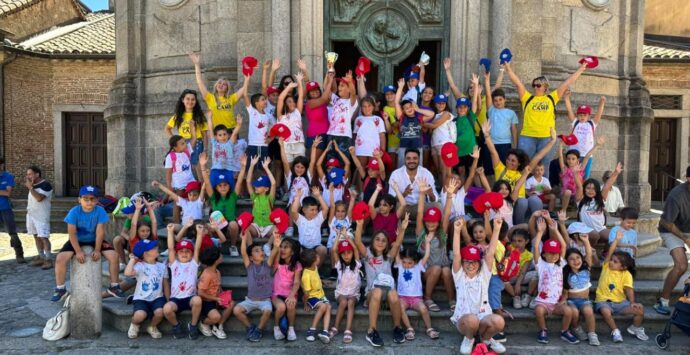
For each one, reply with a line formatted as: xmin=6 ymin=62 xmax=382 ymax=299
xmin=79 ymin=185 xmax=99 ymax=197
xmin=433 ymin=94 xmax=448 ymax=104
xmin=328 ymin=168 xmax=345 ymax=186
xmin=133 ymin=239 xmax=159 ymax=258
xmin=456 ymin=97 xmax=470 ymax=107
xmin=500 ymin=48 xmax=512 ymax=64
xmin=480 ymin=58 xmax=492 ymax=73
xmin=210 ymin=169 xmax=234 ymax=188
xmin=407 ymin=72 xmax=420 ymax=80
xmin=252 ymin=175 xmax=271 ymax=188
xmin=383 ymin=85 xmax=396 ymax=94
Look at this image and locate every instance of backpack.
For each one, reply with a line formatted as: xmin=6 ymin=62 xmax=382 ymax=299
xmin=98 ymin=195 xmax=119 ymax=213
xmin=496 ymin=247 xmax=521 ymax=282
xmin=42 ymin=295 xmax=71 ymax=341
xmin=571 ymin=119 xmax=595 ymax=133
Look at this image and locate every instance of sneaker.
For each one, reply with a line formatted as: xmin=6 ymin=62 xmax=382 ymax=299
xmin=212 ymin=325 xmax=227 ymax=339
xmin=626 ymin=325 xmax=649 ymax=341
xmin=560 ymin=330 xmax=579 ymax=344
xmin=653 ymin=299 xmax=671 ymax=315
xmin=247 ymin=324 xmax=259 ymax=342
xmin=188 ymin=323 xmax=199 ymax=340
xmin=318 ymin=330 xmax=331 ymax=343
xmin=287 ymin=327 xmax=297 ymax=341
xmin=306 ymin=328 xmax=317 ymax=342
xmin=107 ymin=284 xmax=126 ymax=298
xmin=199 ymin=322 xmax=213 ymax=337
xmin=513 ymin=296 xmax=522 ymax=309
xmin=16 ymin=256 xmax=26 ymax=264
xmin=229 ymin=246 xmax=240 ymax=257
xmin=128 ymin=323 xmax=140 ymax=339
xmin=529 ymin=297 xmax=537 ymax=309
xmin=521 ymin=294 xmax=531 ymax=308
xmin=460 ymin=336 xmax=475 ymax=354
xmin=611 ymin=329 xmax=623 ymax=343
xmin=587 ymin=332 xmax=600 ymax=346
xmin=572 ymin=326 xmax=587 ymax=341
xmin=119 ymin=263 xmax=126 ymax=272
xmin=484 ymin=338 xmax=506 ymax=354
xmin=50 ymin=287 xmax=67 ymax=302
xmin=31 ymin=257 xmax=44 ymax=266
xmin=493 ymin=332 xmax=507 ymax=343
xmin=41 ymin=259 xmax=53 ymax=270
xmin=274 ymin=326 xmax=285 ymax=340
xmin=146 ymin=325 xmax=162 ymax=339
xmin=393 ymin=326 xmax=406 ymax=343
xmin=172 ymin=323 xmax=185 ymax=339
xmin=537 ymin=329 xmax=549 ymax=344
xmin=125 ymin=295 xmax=134 ymax=305
xmin=366 ymin=329 xmax=384 ymax=347
xmin=285 ymin=226 xmax=294 ymax=238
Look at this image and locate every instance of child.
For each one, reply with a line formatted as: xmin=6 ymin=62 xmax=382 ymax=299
xmin=382 ymin=85 xmax=400 ymax=169
xmin=442 ymin=146 xmax=479 ymax=221
xmin=280 ymin=134 xmax=316 ymax=207
xmin=478 ymin=166 xmax=530 ymax=229
xmin=353 ymin=97 xmax=386 ymax=174
xmin=562 ymin=217 xmax=600 ymax=265
xmin=163 ymin=135 xmax=196 ymax=223
xmin=261 ymin=58 xmax=281 ymax=117
xmin=301 ymin=248 xmax=332 ymax=343
xmin=595 ymin=230 xmax=648 ymax=342
xmin=368 ymin=182 xmax=406 ymax=244
xmin=152 ymin=180 xmax=203 ymax=225
xmin=564 ymin=92 xmax=605 ymax=178
xmin=290 ymin=187 xmax=328 ymax=266
xmin=112 ymin=196 xmax=157 ymax=271
xmin=394 ymin=78 xmax=435 ymax=167
xmin=608 ymin=207 xmax=639 ymax=257
xmin=330 ymin=232 xmax=361 ymax=343
xmin=349 ymin=148 xmax=386 ymax=203
xmin=233 ymin=230 xmax=275 ymax=342
xmin=190 ymin=52 xmax=244 ymax=131
xmin=302 ymin=67 xmax=331 ymax=159
xmin=504 ymin=229 xmax=537 ymax=309
xmin=563 ymin=234 xmax=600 ymax=346
xmin=558 ymin=136 xmax=602 ymax=213
xmin=245 ymin=156 xmax=277 ymax=249
xmin=277 ymin=73 xmax=306 ymax=162
xmin=525 ymin=162 xmax=556 ymax=211
xmin=325 ymin=70 xmax=358 ymax=158
xmin=316 ymin=140 xmax=351 ymax=208
xmin=575 ymin=162 xmax=624 ymax=245
xmin=126 ymin=198 xmax=158 ymax=257
xmin=326 ymin=191 xmax=355 ymax=249
xmin=426 ymin=94 xmax=456 ymax=183
xmin=125 ymin=239 xmax=168 ymax=339
xmin=402 ymin=62 xmax=426 ymax=103
xmin=164 ymin=89 xmax=208 ymax=179
xmin=163 ymin=223 xmax=204 ymax=340
xmin=51 ymin=186 xmax=122 ymax=302
xmin=451 ymin=217 xmax=506 ymax=355
xmin=174 ymin=219 xmax=227 ymax=253
xmin=485 ymin=71 xmax=518 ymax=163
xmin=197 ymin=246 xmax=233 ymax=339
xmin=205 ymin=109 xmax=241 ymax=172
xmin=242 ymin=76 xmax=274 ymax=165
xmin=602 ymin=170 xmax=625 ymax=215
xmin=453 ymin=74 xmax=481 ymax=178
xmin=532 ymin=218 xmax=580 ymax=345
xmin=268 ymin=226 xmax=302 ymax=341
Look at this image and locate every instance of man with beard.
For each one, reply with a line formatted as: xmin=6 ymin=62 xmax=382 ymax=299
xmin=25 ymin=166 xmax=53 ymax=269
xmin=387 ymin=149 xmax=438 ymax=218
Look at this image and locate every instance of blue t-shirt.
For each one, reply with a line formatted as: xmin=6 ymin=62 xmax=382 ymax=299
xmin=64 ymin=205 xmax=110 ymax=243
xmin=608 ymin=226 xmax=637 ymax=257
xmin=0 ymin=171 xmax=15 ymax=211
xmin=399 ymin=115 xmax=422 ymax=149
xmin=488 ymin=106 xmax=519 ymax=145
xmin=567 ymin=269 xmax=591 ymax=292
xmin=230 ymin=139 xmax=248 ymax=172
xmin=210 ymin=137 xmax=234 ymax=171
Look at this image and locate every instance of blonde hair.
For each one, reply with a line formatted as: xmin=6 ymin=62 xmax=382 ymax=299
xmin=213 ymin=77 xmax=232 ymax=104
xmin=532 ymin=76 xmax=550 ymax=90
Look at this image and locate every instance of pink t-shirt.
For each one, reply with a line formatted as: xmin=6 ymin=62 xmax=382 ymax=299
xmin=373 ymin=212 xmax=398 ymax=243
xmin=272 ymin=261 xmax=303 ymax=298
xmin=305 ymin=101 xmax=329 ymax=137
xmin=560 ymin=167 xmax=584 ymax=194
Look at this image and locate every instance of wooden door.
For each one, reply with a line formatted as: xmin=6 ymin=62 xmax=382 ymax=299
xmin=65 ymin=112 xmax=108 ymax=196
xmin=648 ymin=117 xmax=677 ymax=201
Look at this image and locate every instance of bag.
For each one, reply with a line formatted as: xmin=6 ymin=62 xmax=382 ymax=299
xmin=42 ymin=295 xmax=71 ymax=341
xmin=372 ymin=273 xmax=395 ymax=289
xmin=98 ymin=195 xmax=119 ymax=213
xmin=496 ymin=247 xmax=521 ymax=282
xmin=471 ymin=342 xmax=497 ymax=355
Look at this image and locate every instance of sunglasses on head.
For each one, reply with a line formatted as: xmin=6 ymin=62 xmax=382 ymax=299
xmin=532 ymin=83 xmax=542 ymax=88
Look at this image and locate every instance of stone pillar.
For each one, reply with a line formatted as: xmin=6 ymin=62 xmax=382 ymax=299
xmin=69 ymin=246 xmax=102 ymax=338
xmin=490 ymin=0 xmax=512 ymax=81
xmin=449 ymin=0 xmax=483 ymax=96
xmin=299 ymin=0 xmax=323 ymax=81
xmin=272 ymin=0 xmax=291 ymax=79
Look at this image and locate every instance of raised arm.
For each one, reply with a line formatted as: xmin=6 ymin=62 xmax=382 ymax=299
xmin=312 ymin=186 xmax=329 ymax=220
xmin=296 ymin=72 xmax=305 ymax=113
xmin=277 ymin=83 xmax=297 ymax=117
xmin=235 ymin=154 xmax=247 ymax=195
xmin=556 ymin=61 xmax=588 ymax=98
xmin=392 ymin=181 xmax=407 ymax=218
xmin=230 ymin=114 xmax=242 ymax=144
xmin=353 ymin=219 xmax=367 ymax=257
xmin=189 ymin=52 xmax=210 ymax=98
xmin=563 ymin=90 xmax=575 ymax=122
xmin=485 ymin=217 xmax=503 ymax=266
xmin=367 ymin=184 xmax=383 ymax=220
xmin=464 ymin=147 xmax=480 ymax=191
xmin=601 ymin=162 xmax=623 ymax=201
xmin=452 ymin=219 xmax=465 ymax=273
xmin=199 ymin=152 xmax=214 ymax=198
xmin=582 ymin=135 xmax=605 ymax=169
xmin=594 ymin=96 xmax=606 ymax=125
xmin=532 ymin=218 xmax=547 ymax=265
xmin=481 ymin=121 xmax=501 ymax=168
xmin=415 ymin=178 xmax=430 ymax=236
xmin=290 ymin=189 xmax=302 ymax=223
xmin=268 ymin=231 xmax=282 ymax=267
xmin=347 ymin=146 xmax=366 ymax=178
xmin=443 ymin=58 xmax=463 ymax=99
xmin=261 ymin=59 xmax=271 ymax=96
xmin=245 ymin=155 xmax=259 ymax=195
xmin=278 ymin=138 xmax=291 ymax=175
xmin=557 ymin=210 xmax=570 ymax=245
xmin=549 ymin=219 xmax=567 ymax=258
xmin=493 ymin=65 xmax=505 ymax=91
xmin=388 ymin=213 xmax=410 ymax=259
xmin=269 ymin=58 xmax=280 ymax=90
xmin=476 ymin=167 xmax=491 ymax=192
xmin=356 ymin=74 xmax=367 ymax=99
xmin=297 ymin=58 xmax=310 ymax=83
xmin=420 ymin=234 xmax=432 ymax=267
xmin=166 ymin=223 xmax=177 ymax=264
xmin=418 ymin=60 xmax=426 ymax=85
xmin=308 ymin=72 xmax=333 ymax=109
xmin=315 ymin=141 xmax=331 ymax=180
xmin=240 ymin=230 xmax=250 ymax=268
xmin=558 ymin=142 xmax=566 ymax=170
xmin=128 ymin=198 xmax=143 ymax=239
xmin=344 ymin=71 xmax=357 ymax=105
xmin=235 ymin=73 xmax=250 ymax=100
xmin=334 ymin=143 xmax=350 ymax=177
xmin=395 ymin=78 xmax=405 ymax=118
xmin=504 ymin=61 xmax=526 ymax=98
xmin=604 ymin=229 xmax=623 ymax=265
xmin=484 ymin=71 xmax=493 ymax=108
xmin=152 ymin=180 xmax=178 ymax=202
xmin=470 ymin=73 xmax=480 ymax=114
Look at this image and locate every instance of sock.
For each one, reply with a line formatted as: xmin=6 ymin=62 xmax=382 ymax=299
xmin=57 ymin=284 xmax=65 ymax=290
xmin=659 ymin=297 xmax=669 ymax=306
xmin=44 ymin=250 xmax=51 ymax=259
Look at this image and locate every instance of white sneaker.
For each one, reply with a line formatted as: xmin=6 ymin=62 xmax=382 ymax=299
xmin=460 ymin=336 xmax=474 ymax=354
xmin=263 ymin=243 xmax=271 ymax=257
xmin=229 ymin=246 xmax=239 ymax=257
xmin=285 ymin=227 xmax=294 ymax=238
xmin=146 ymin=325 xmax=162 ymax=339
xmin=287 ymin=327 xmax=297 ymax=341
xmin=484 ymin=338 xmax=506 ymax=354
xmin=627 ymin=325 xmax=649 ymax=341
xmin=199 ymin=322 xmax=213 ymax=337
xmin=513 ymin=296 xmax=522 ymax=309
xmin=521 ymin=294 xmax=531 ymax=308
xmin=588 ymin=332 xmax=600 ymax=346
xmin=212 ymin=325 xmax=227 ymax=339
xmin=612 ymin=329 xmax=623 ymax=343
xmin=529 ymin=297 xmax=537 ymax=309
xmin=572 ymin=326 xmax=587 ymax=341
xmin=119 ymin=263 xmax=126 ymax=272
xmin=127 ymin=323 xmax=140 ymax=339
xmin=274 ymin=326 xmax=285 ymax=340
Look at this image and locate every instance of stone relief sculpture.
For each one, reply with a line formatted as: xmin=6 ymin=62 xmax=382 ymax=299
xmin=407 ymin=0 xmax=441 ymax=22
xmin=333 ymin=0 xmax=370 ymax=23
xmin=365 ymin=11 xmax=409 ymax=54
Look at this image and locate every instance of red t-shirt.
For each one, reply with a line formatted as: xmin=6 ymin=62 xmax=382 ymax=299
xmin=372 ymin=212 xmax=398 ymax=243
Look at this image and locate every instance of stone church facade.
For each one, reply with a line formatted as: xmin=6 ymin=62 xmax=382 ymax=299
xmin=106 ymin=0 xmax=652 ymax=210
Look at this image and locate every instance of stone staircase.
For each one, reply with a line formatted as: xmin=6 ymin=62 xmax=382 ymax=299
xmin=10 ymin=198 xmax=77 ymax=234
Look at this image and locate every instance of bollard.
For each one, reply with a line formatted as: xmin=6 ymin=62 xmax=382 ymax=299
xmin=69 ymin=245 xmax=102 ymax=338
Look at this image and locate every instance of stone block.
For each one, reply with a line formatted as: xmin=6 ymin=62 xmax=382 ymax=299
xmin=236 ymin=1 xmax=265 ymax=33
xmin=69 ymin=246 xmax=102 ymax=339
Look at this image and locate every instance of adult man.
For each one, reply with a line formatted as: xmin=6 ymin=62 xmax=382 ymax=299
xmin=654 ymin=165 xmax=690 ymax=315
xmin=25 ymin=166 xmax=53 ymax=269
xmin=0 ymin=159 xmax=23 ymax=263
xmin=387 ymin=148 xmax=438 ymax=217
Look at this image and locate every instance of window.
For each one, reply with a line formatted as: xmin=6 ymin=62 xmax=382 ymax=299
xmin=650 ymin=95 xmax=682 ymax=110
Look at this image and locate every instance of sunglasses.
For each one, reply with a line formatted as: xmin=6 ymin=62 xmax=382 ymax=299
xmin=532 ymin=83 xmax=542 ymax=88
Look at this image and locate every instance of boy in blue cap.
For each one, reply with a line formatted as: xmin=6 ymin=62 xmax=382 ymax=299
xmin=51 ymin=185 xmax=123 ymax=302
xmin=402 ymin=61 xmax=427 ymax=104
xmin=454 ymin=74 xmax=480 ymax=179
xmin=125 ymin=239 xmax=168 ymax=339
xmin=245 ymin=155 xmax=277 ymax=255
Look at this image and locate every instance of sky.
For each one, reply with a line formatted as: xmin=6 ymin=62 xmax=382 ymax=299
xmin=80 ymin=0 xmax=109 ymax=11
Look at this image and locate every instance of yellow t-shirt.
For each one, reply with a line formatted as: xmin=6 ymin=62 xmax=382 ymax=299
xmin=166 ymin=112 xmax=207 ymax=140
xmin=384 ymin=105 xmax=399 ymax=149
xmin=205 ymin=92 xmax=239 ymax=129
xmin=491 ymin=242 xmax=506 ymax=275
xmin=520 ymin=90 xmax=560 ymax=138
xmin=301 ymin=267 xmax=325 ymax=299
xmin=517 ymin=248 xmax=533 ymax=271
xmin=494 ymin=161 xmax=526 ymax=198
xmin=595 ymin=262 xmax=633 ymax=303
xmin=473 ymin=95 xmax=488 ymax=136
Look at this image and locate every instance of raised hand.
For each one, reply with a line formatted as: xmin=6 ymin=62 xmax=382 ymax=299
xmin=425 ymin=233 xmax=434 ymax=244
xmin=133 ymin=197 xmax=144 ymax=210
xmin=446 ymin=177 xmax=459 ymax=195
xmin=347 ymin=146 xmax=356 ymax=155
xmin=375 ymin=184 xmax=383 ymax=192
xmin=580 ymin=233 xmax=590 ymax=244
xmin=536 ymin=218 xmax=546 ymax=233
xmin=189 ymin=52 xmax=200 ymax=65
xmin=151 ymin=180 xmax=161 ymax=188
xmin=263 ymin=59 xmax=271 ymax=70
xmin=476 ymin=167 xmax=485 ymax=176
xmin=481 ymin=121 xmax=491 ymax=135
xmin=391 ymin=181 xmax=400 ymax=192
xmin=344 ymin=70 xmax=353 ymax=81
xmin=310 ymin=186 xmax=321 ymax=197
xmin=239 ymin=154 xmax=248 ymax=167
xmin=595 ymin=135 xmax=607 ymax=146
xmin=297 ymin=58 xmax=307 ymax=73
xmin=167 ymin=223 xmax=176 ymax=233
xmin=273 ymin=233 xmax=282 ymax=248
xmin=271 ymin=58 xmax=281 ymax=71
xmin=563 ymin=88 xmax=571 ymax=98
xmin=557 ymin=210 xmax=567 ymax=222
xmin=615 ymin=229 xmax=624 ymax=241
xmin=550 ymin=127 xmax=557 ymax=141
xmin=470 ymin=73 xmax=479 ymax=86
xmin=400 ymin=212 xmax=411 ymax=230
xmin=295 ymin=72 xmax=304 ymax=83
xmin=417 ymin=177 xmax=431 ymax=192
xmin=397 ymin=77 xmax=405 ymax=88
xmin=614 ymin=162 xmax=623 ymax=174
xmin=453 ymin=217 xmax=465 ymax=230
xmin=443 ymin=57 xmax=451 ymax=70
xmin=313 ymin=135 xmax=323 ymax=147
xmin=196 ymin=223 xmax=205 ymax=235
xmin=287 ymin=82 xmax=298 ymax=89
xmin=493 ymin=217 xmax=503 ymax=229
xmin=199 ymin=152 xmax=208 ymax=168
xmin=250 ymin=155 xmax=260 ymax=166
xmin=470 ymin=145 xmax=480 ymax=159
xmin=261 ymin=156 xmax=272 ymax=169
xmin=236 ymin=114 xmax=243 ymax=128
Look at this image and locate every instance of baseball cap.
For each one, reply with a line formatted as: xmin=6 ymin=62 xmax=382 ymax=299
xmin=567 ymin=222 xmax=593 ymax=235
xmin=472 ymin=192 xmax=504 ymax=214
xmin=175 ymin=239 xmax=194 ymax=252
xmin=543 ymin=239 xmax=562 ymax=254
xmin=500 ymin=48 xmax=513 ymax=64
xmin=456 ymin=97 xmax=470 ymax=107
xmin=236 ymin=212 xmax=254 ymax=234
xmin=252 ymin=175 xmax=271 ymax=188
xmin=408 ymin=72 xmax=420 ymax=80
xmin=306 ymin=81 xmax=320 ymax=92
xmin=461 ymin=245 xmax=482 ymax=261
xmin=210 ymin=169 xmax=234 ymax=188
xmin=337 ymin=240 xmax=354 ymax=253
xmin=328 ymin=168 xmax=345 ymax=186
xmin=433 ymin=94 xmax=448 ymax=104
xmin=269 ymin=123 xmax=291 ymax=139
xmin=266 ymin=86 xmax=279 ymax=95
xmin=558 ymin=134 xmax=579 ymax=146
xmin=326 ymin=158 xmax=341 ymax=168
xmin=423 ymin=207 xmax=442 ymax=223
xmin=270 ymin=208 xmax=290 ymax=234
xmin=440 ymin=142 xmax=459 ymax=167
xmin=133 ymin=239 xmax=158 ymax=258
xmin=579 ymin=56 xmax=599 ymax=69
xmin=241 ymin=56 xmax=258 ymax=76
xmin=79 ymin=185 xmax=99 ymax=197
xmin=367 ymin=158 xmax=381 ymax=170
xmin=352 ymin=201 xmax=371 ymax=221
xmin=383 ymin=85 xmax=396 ymax=94
xmin=185 ymin=181 xmax=202 ymax=194
xmin=479 ymin=58 xmax=492 ymax=73
xmin=576 ymin=105 xmax=592 ymax=115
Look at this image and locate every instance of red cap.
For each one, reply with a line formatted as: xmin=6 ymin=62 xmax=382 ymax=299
xmin=423 ymin=207 xmax=442 ymax=223
xmin=578 ymin=56 xmax=599 ymax=69
xmin=266 ymin=86 xmax=279 ymax=95
xmin=576 ymin=105 xmax=591 ymax=115
xmin=241 ymin=56 xmax=258 ymax=76
xmin=558 ymin=134 xmax=579 ymax=146
xmin=472 ymin=192 xmax=504 ymax=214
xmin=236 ymin=212 xmax=254 ymax=234
xmin=175 ymin=239 xmax=194 ymax=252
xmin=461 ymin=245 xmax=482 ymax=261
xmin=326 ymin=158 xmax=341 ymax=168
xmin=543 ymin=239 xmax=562 ymax=254
xmin=380 ymin=151 xmax=393 ymax=171
xmin=185 ymin=181 xmax=202 ymax=194
xmin=306 ymin=81 xmax=320 ymax=92
xmin=199 ymin=235 xmax=214 ymax=252
xmin=335 ymin=77 xmax=352 ymax=85
xmin=269 ymin=123 xmax=291 ymax=139
xmin=352 ymin=201 xmax=371 ymax=221
xmin=441 ymin=142 xmax=459 ymax=167
xmin=269 ymin=208 xmax=290 ymax=234
xmin=337 ymin=240 xmax=354 ymax=253
xmin=367 ymin=158 xmax=381 ymax=170
xmin=355 ymin=56 xmax=371 ymax=77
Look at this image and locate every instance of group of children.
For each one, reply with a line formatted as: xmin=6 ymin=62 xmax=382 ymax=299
xmin=47 ymin=49 xmax=651 ymax=354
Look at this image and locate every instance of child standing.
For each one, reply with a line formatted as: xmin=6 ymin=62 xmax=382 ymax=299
xmin=268 ymin=229 xmax=302 ymax=341
xmin=484 ymin=73 xmax=518 ymax=164
xmin=205 ymin=110 xmax=241 ymax=172
xmin=163 ymin=135 xmax=196 ymax=223
xmin=26 ymin=166 xmax=53 ymax=268
xmin=558 ymin=136 xmax=603 ymax=213
xmin=563 ymin=234 xmax=600 ymax=346
xmin=453 ymin=74 xmax=481 ymax=178
xmin=564 ymin=92 xmax=605 ymax=178
xmin=425 ymin=94 xmax=456 ymax=183
xmin=241 ymin=80 xmax=274 ymax=165
xmin=245 ymin=156 xmax=277 ymax=251
xmin=394 ymin=78 xmax=435 ymax=167
xmin=330 ymin=232 xmax=361 ymax=343
xmin=349 ymin=148 xmax=387 ymax=204
xmin=276 ymin=73 xmax=306 ymax=162
xmin=368 ymin=182 xmax=407 ymax=244
xmin=608 ymin=207 xmax=639 ymax=257
xmin=325 ymin=71 xmax=359 ymax=158
xmin=326 ymin=193 xmax=355 ymax=249
xmin=301 ymin=248 xmax=332 ymax=343
xmin=353 ymin=97 xmax=386 ymax=172
xmin=290 ymin=187 xmax=328 ymax=266
xmin=525 ymin=162 xmax=556 ymax=211
xmin=383 ymin=85 xmax=400 ymax=168
xmin=197 ymin=246 xmax=233 ymax=339
xmin=125 ymin=239 xmax=168 ymax=339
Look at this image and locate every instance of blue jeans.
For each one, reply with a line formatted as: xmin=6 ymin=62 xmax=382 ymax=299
xmin=583 ymin=156 xmax=593 ymax=179
xmin=518 ymin=136 xmax=553 ymax=177
xmin=186 ymin=139 xmax=204 ymax=165
xmin=154 ymin=202 xmax=174 ymax=227
xmin=514 ymin=195 xmax=544 ymax=225
xmin=488 ymin=274 xmax=505 ymax=310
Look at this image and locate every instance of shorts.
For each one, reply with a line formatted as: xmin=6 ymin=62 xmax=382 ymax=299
xmin=306 ymin=135 xmax=327 ymax=150
xmin=133 ymin=297 xmax=166 ymax=318
xmin=307 ymin=297 xmax=329 ymax=310
xmin=238 ymin=297 xmax=273 ymax=313
xmin=245 ymin=145 xmax=270 ymax=171
xmin=186 ymin=139 xmax=204 ymax=165
xmin=251 ymin=223 xmax=273 ymax=238
xmin=170 ymin=297 xmax=194 ymax=313
xmin=200 ymin=300 xmax=222 ymax=319
xmin=26 ymin=215 xmax=50 ymax=237
xmin=59 ymin=240 xmax=114 ymax=253
xmin=661 ymin=233 xmax=686 ymax=251
xmin=335 ymin=294 xmax=360 ymax=302
xmin=595 ymin=300 xmax=631 ymax=315
xmin=366 ymin=285 xmax=391 ymax=300
xmin=567 ymin=297 xmax=593 ymax=310
xmin=534 ymin=301 xmax=557 ymax=315
xmin=399 ymin=295 xmax=423 ymax=309
xmin=283 ymin=142 xmax=306 ymax=163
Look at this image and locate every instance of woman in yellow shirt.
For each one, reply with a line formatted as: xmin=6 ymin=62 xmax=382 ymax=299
xmin=190 ymin=52 xmax=246 ymax=130
xmin=164 ymin=89 xmax=208 ymax=179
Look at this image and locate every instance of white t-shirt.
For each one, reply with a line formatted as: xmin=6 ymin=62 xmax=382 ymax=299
xmin=402 ymin=83 xmax=426 ymax=103
xmin=278 ymin=110 xmax=305 ymax=144
xmin=169 ymin=259 xmax=199 ymax=299
xmin=387 ymin=167 xmax=438 ymax=205
xmin=451 ymin=260 xmax=492 ymax=323
xmin=578 ymin=199 xmax=606 ymax=232
xmin=327 ymin=93 xmax=358 ymax=138
xmin=296 ymin=213 xmax=325 ymax=249
xmin=164 ymin=152 xmax=196 ymax=189
xmin=210 ymin=138 xmax=234 ymax=171
xmin=286 ymin=171 xmax=311 ymax=206
xmin=353 ymin=115 xmax=386 ymax=156
xmin=320 ymin=177 xmax=345 ymax=208
xmin=247 ymin=105 xmax=273 ymax=146
xmin=440 ymin=187 xmax=466 ymax=221
xmin=176 ymin=198 xmax=204 ymax=224
xmin=525 ymin=176 xmax=552 ymax=197
xmin=133 ymin=262 xmax=168 ymax=301
xmin=571 ymin=120 xmax=596 ymax=157
xmin=265 ymin=101 xmax=276 ymax=118
xmin=605 ymin=186 xmax=625 ymax=213
xmin=327 ymin=216 xmax=351 ymax=248
xmin=535 ymin=258 xmax=566 ymax=305
xmin=395 ymin=261 xmax=425 ymax=297
xmin=27 ymin=179 xmax=52 ymax=223
xmin=431 ymin=112 xmax=456 ymax=147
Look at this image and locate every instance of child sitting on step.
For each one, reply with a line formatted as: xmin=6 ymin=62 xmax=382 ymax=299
xmin=125 ymin=239 xmax=168 ymax=339
xmin=329 ymin=230 xmax=361 ymax=343
xmin=290 ymin=187 xmax=329 ymax=267
xmin=267 ymin=223 xmax=302 ymax=342
xmin=607 ymin=207 xmax=639 ymax=257
xmin=197 ymin=246 xmax=233 ymax=339
xmin=152 ymin=179 xmax=204 ymax=226
xmin=245 ymin=155 xmax=277 ymax=255
xmin=301 ymin=248 xmax=332 ymax=344
xmin=563 ymin=233 xmax=600 ymax=346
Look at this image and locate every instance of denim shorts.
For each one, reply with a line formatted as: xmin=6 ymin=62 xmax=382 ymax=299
xmin=238 ymin=297 xmax=273 ymax=313
xmin=595 ymin=300 xmax=631 ymax=315
xmin=170 ymin=297 xmax=194 ymax=313
xmin=133 ymin=297 xmax=166 ymax=318
xmin=567 ymin=297 xmax=593 ymax=310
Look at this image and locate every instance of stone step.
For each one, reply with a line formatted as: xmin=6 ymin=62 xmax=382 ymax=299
xmin=11 ymin=197 xmax=79 ymax=210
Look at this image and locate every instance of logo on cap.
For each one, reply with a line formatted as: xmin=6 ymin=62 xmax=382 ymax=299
xmin=274 ymin=217 xmax=281 ymax=223
xmin=238 ymin=219 xmax=243 ymax=226
xmin=429 ymin=209 xmax=436 ymax=215
xmin=470 ymin=248 xmax=477 ymax=254
xmin=330 ymin=171 xmax=336 ymax=178
xmin=86 ymin=186 xmax=94 ymax=192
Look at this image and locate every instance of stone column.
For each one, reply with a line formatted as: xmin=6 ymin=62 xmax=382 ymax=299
xmin=449 ymin=0 xmax=483 ymax=97
xmin=490 ymin=0 xmax=512 ymax=81
xmin=69 ymin=246 xmax=102 ymax=339
xmin=272 ymin=0 xmax=291 ymax=79
xmin=299 ymin=0 xmax=323 ymax=81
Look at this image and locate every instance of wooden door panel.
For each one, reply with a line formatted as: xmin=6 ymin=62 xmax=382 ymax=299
xmin=65 ymin=113 xmax=108 ymax=196
xmin=649 ymin=118 xmax=677 ymax=201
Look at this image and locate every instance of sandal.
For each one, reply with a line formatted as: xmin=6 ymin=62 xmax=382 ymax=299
xmin=424 ymin=299 xmax=441 ymax=312
xmin=405 ymin=327 xmax=415 ymax=340
xmin=449 ymin=301 xmax=456 ymax=312
xmin=426 ymin=328 xmax=440 ymax=340
xmin=343 ymin=330 xmax=353 ymax=343
xmin=329 ymin=327 xmax=338 ymax=338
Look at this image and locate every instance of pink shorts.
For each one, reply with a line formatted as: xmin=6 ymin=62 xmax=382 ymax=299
xmin=534 ymin=301 xmax=557 ymax=315
xmin=399 ymin=296 xmax=423 ymax=309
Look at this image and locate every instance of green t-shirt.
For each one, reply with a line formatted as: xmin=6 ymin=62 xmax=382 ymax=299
xmin=123 ymin=215 xmax=152 ymax=230
xmin=210 ymin=192 xmax=238 ymax=221
xmin=455 ymin=111 xmax=477 ymax=157
xmin=251 ymin=193 xmax=274 ymax=227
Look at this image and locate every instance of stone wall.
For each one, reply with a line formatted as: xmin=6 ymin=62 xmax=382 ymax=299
xmin=1 ymin=0 xmax=82 ymax=41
